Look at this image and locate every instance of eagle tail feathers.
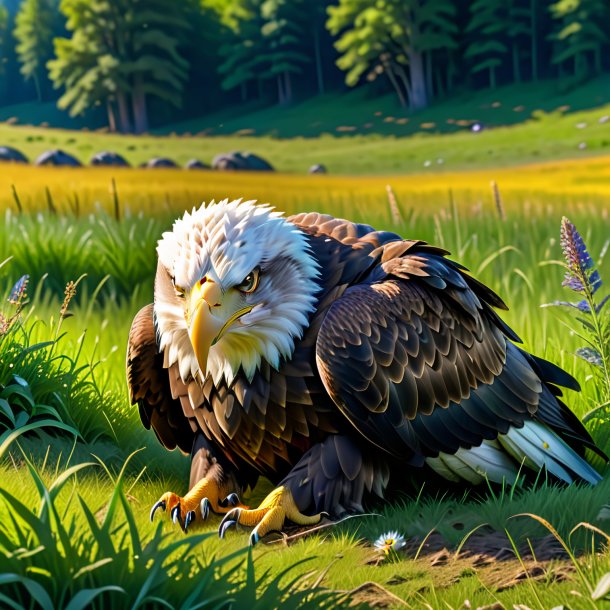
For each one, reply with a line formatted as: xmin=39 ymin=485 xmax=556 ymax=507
xmin=426 ymin=420 xmax=601 ymax=486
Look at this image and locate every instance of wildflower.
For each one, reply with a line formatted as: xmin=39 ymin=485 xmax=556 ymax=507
xmin=471 ymin=123 xmax=483 ymax=133
xmin=579 ymin=142 xmax=587 ymax=150
xmin=8 ymin=274 xmax=28 ymax=306
xmin=373 ymin=531 xmax=406 ymax=555
xmin=560 ymin=217 xmax=601 ymax=296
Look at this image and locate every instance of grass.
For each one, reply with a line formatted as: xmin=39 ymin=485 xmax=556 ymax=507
xmin=0 ymin=78 xmax=608 ymax=173
xmin=1 ymin=158 xmax=610 ymax=607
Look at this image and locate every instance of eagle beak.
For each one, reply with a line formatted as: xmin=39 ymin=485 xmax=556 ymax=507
xmin=188 ymin=277 xmax=254 ymax=376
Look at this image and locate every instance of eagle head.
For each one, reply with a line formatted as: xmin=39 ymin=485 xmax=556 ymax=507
xmin=154 ymin=199 xmax=320 ymax=385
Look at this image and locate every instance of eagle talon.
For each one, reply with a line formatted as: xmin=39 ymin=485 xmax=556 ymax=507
xmin=150 ymin=500 xmax=166 ymax=522
xmin=200 ymin=498 xmax=211 ymax=520
xmin=171 ymin=505 xmax=182 ymax=526
xmin=220 ymin=492 xmax=240 ymax=508
xmin=219 ymin=514 xmax=238 ymax=539
xmin=184 ymin=510 xmax=196 ymax=532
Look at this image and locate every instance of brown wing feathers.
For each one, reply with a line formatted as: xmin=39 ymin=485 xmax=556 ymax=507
xmin=126 ymin=304 xmax=195 ymax=453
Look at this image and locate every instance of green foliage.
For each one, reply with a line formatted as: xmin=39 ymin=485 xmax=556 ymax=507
xmin=48 ymin=0 xmax=191 ymax=133
xmin=0 ymin=454 xmax=343 ymax=609
xmin=14 ymin=0 xmax=59 ymax=102
xmin=549 ymin=0 xmax=610 ymax=78
xmin=0 ymin=6 xmax=9 ymax=76
xmin=218 ymin=0 xmax=314 ymax=104
xmin=328 ymin=0 xmax=457 ymax=109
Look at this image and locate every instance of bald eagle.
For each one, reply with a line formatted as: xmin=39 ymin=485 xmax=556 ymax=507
xmin=128 ymin=199 xmax=602 ymax=545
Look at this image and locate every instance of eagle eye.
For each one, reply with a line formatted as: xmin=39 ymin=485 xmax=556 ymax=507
xmin=237 ymin=267 xmax=260 ymax=294
xmin=172 ymin=279 xmax=186 ymax=299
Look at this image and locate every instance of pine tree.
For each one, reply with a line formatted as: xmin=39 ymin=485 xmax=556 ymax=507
xmin=14 ymin=0 xmax=58 ymax=101
xmin=465 ymin=0 xmax=508 ymax=89
xmin=48 ymin=0 xmax=191 ymax=133
xmin=261 ymin=0 xmax=310 ymax=104
xmin=549 ymin=0 xmax=609 ymax=79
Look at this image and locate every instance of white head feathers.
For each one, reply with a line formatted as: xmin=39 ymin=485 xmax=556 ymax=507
xmin=155 ymin=199 xmax=320 ymax=385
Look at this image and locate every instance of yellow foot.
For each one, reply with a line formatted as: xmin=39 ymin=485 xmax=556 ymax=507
xmin=150 ymin=477 xmax=247 ymax=532
xmin=218 ymin=486 xmax=323 ymax=545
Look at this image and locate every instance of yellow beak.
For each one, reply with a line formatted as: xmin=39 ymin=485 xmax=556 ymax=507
xmin=188 ymin=277 xmax=253 ymax=375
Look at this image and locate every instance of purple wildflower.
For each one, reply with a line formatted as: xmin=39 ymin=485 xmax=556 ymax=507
xmin=560 ymin=217 xmax=600 ymax=295
xmin=8 ymin=274 xmax=29 ymax=305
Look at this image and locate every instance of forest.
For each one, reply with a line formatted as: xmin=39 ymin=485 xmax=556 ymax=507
xmin=0 ymin=0 xmax=607 ymax=133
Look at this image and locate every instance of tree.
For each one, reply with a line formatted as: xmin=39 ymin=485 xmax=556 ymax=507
xmin=128 ymin=0 xmax=191 ymax=132
xmin=48 ymin=0 xmax=191 ymax=133
xmin=328 ymin=0 xmax=457 ymax=111
xmin=261 ymin=0 xmax=310 ymax=104
xmin=217 ymin=0 xmax=269 ymax=102
xmin=549 ymin=0 xmax=609 ymax=79
xmin=14 ymin=0 xmax=58 ymax=101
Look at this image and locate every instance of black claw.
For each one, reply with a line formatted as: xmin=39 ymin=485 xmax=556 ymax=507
xmin=201 ymin=497 xmax=210 ymax=520
xmin=249 ymin=530 xmax=260 ymax=546
xmin=150 ymin=500 xmax=166 ymax=522
xmin=219 ymin=493 xmax=240 ymax=508
xmin=226 ymin=493 xmax=240 ymax=506
xmin=184 ymin=510 xmax=195 ymax=532
xmin=171 ymin=505 xmax=182 ymax=526
xmin=219 ymin=519 xmax=236 ymax=539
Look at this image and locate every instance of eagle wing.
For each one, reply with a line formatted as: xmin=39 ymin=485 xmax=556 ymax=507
xmin=127 ymin=303 xmax=195 ymax=453
xmin=315 ymin=244 xmax=596 ymax=465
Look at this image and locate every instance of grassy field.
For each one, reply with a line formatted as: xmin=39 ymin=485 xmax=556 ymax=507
xmin=0 ymin=82 xmax=609 ymax=174
xmin=1 ymin=158 xmax=610 ymax=608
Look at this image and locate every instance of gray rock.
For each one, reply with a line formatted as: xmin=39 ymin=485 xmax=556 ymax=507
xmin=212 ymin=151 xmax=274 ymax=172
xmin=35 ymin=149 xmax=82 ymax=167
xmin=0 ymin=146 xmax=28 ymax=164
xmin=145 ymin=157 xmax=178 ymax=168
xmin=309 ymin=163 xmax=327 ymax=174
xmin=90 ymin=151 xmax=130 ymax=167
xmin=185 ymin=159 xmax=209 ymax=170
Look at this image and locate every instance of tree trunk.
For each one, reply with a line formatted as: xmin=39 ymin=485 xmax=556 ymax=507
xmin=277 ymin=74 xmax=285 ymax=104
xmin=489 ymin=66 xmax=496 ymax=89
xmin=132 ymin=75 xmax=149 ymax=134
xmin=530 ymin=0 xmax=538 ymax=81
xmin=313 ymin=26 xmax=325 ymax=95
xmin=383 ymin=60 xmax=408 ymax=108
xmin=106 ymin=99 xmax=117 ymax=133
xmin=117 ymin=91 xmax=132 ymax=134
xmin=240 ymin=82 xmax=247 ymax=102
xmin=408 ymin=50 xmax=427 ymax=110
xmin=33 ymin=73 xmax=42 ymax=103
xmin=284 ymin=71 xmax=292 ymax=104
xmin=512 ymin=44 xmax=521 ymax=83
xmin=425 ymin=51 xmax=433 ymax=100
xmin=393 ymin=63 xmax=412 ymax=106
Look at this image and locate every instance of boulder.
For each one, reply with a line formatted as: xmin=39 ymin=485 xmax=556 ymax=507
xmin=212 ymin=151 xmax=274 ymax=172
xmin=90 ymin=151 xmax=130 ymax=167
xmin=35 ymin=149 xmax=82 ymax=167
xmin=0 ymin=146 xmax=28 ymax=164
xmin=145 ymin=157 xmax=178 ymax=168
xmin=185 ymin=159 xmax=209 ymax=170
xmin=309 ymin=163 xmax=327 ymax=174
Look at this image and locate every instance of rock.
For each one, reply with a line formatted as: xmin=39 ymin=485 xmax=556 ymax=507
xmin=35 ymin=149 xmax=82 ymax=167
xmin=212 ymin=151 xmax=274 ymax=172
xmin=0 ymin=146 xmax=28 ymax=164
xmin=308 ymin=163 xmax=327 ymax=174
xmin=145 ymin=157 xmax=179 ymax=168
xmin=90 ymin=151 xmax=130 ymax=167
xmin=185 ymin=159 xmax=209 ymax=170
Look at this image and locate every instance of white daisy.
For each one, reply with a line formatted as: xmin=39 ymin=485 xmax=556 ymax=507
xmin=373 ymin=531 xmax=406 ymax=555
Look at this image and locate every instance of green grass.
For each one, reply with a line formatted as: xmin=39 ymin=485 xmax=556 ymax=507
xmin=2 ymin=172 xmax=610 ymax=606
xmin=0 ymin=78 xmax=609 ymax=174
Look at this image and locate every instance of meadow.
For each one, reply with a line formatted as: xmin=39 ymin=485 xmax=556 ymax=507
xmin=1 ymin=159 xmax=610 ymax=608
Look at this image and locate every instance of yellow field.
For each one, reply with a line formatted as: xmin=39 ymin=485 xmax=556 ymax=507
xmin=1 ymin=154 xmax=609 ymax=219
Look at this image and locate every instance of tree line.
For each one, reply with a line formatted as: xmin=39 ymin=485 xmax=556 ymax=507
xmin=0 ymin=0 xmax=608 ymax=133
